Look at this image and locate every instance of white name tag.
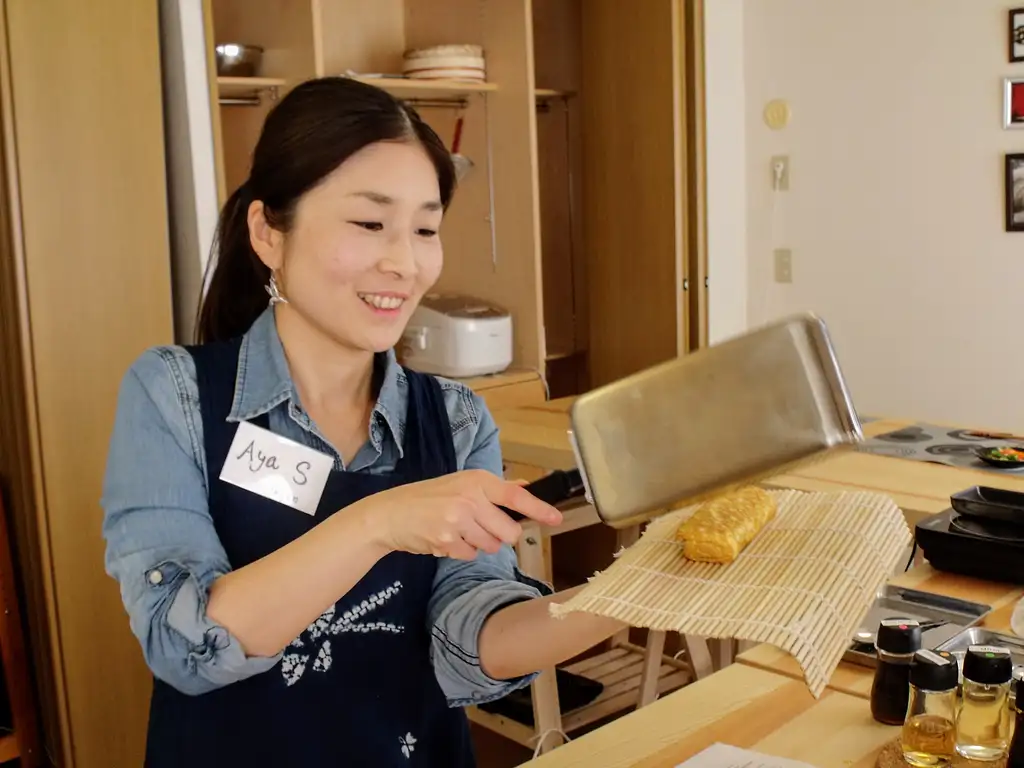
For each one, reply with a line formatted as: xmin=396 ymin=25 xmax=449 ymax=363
xmin=219 ymin=421 xmax=333 ymax=516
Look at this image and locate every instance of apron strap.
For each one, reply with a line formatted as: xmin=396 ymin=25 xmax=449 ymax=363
xmin=400 ymin=369 xmax=459 ymax=478
xmin=185 ymin=337 xmax=261 ymax=506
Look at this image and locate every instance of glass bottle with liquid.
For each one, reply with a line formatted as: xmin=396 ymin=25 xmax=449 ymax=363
xmin=871 ymin=618 xmax=922 ymax=725
xmin=956 ymin=645 xmax=1014 ymax=761
xmin=1010 ymin=666 xmax=1021 ymax=747
xmin=901 ymin=649 xmax=959 ymax=768
xmin=1007 ymin=668 xmax=1024 ymax=768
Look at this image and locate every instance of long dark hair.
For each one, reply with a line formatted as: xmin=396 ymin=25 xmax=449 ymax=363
xmin=195 ymin=77 xmax=457 ymax=343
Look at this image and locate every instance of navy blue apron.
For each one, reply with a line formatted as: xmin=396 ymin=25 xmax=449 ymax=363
xmin=144 ymin=337 xmax=476 ymax=767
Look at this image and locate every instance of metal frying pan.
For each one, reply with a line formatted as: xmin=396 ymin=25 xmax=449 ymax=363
xmin=503 ymin=313 xmax=863 ymax=528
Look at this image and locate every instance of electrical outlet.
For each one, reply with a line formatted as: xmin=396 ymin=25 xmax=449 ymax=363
xmin=770 ymin=155 xmax=790 ymax=191
xmin=774 ymin=248 xmax=793 ymax=283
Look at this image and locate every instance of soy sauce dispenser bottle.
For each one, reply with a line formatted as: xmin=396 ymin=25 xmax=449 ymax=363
xmin=901 ymin=649 xmax=959 ymax=768
xmin=871 ymin=618 xmax=922 ymax=725
xmin=1008 ymin=668 xmax=1024 ymax=768
xmin=955 ymin=645 xmax=1013 ymax=761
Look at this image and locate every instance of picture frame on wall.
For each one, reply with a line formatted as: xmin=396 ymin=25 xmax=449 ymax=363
xmin=1004 ymin=77 xmax=1024 ymax=128
xmin=1011 ymin=8 xmax=1024 ymax=62
xmin=1004 ymin=153 xmax=1024 ymax=232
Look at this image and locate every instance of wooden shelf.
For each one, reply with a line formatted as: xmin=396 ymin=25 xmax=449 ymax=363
xmin=347 ymin=76 xmax=497 ymax=99
xmin=0 ymin=733 xmax=18 ymax=763
xmin=216 ymin=76 xmax=286 ymax=98
xmin=466 ymin=642 xmax=692 ymax=748
xmin=460 ymin=369 xmax=546 ymax=411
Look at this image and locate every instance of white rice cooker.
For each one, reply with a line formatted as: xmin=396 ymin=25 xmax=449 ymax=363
xmin=400 ymin=294 xmax=513 ymax=378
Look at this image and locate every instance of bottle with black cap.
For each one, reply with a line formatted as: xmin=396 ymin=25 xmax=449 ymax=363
xmin=1007 ymin=667 xmax=1024 ymax=767
xmin=901 ymin=649 xmax=958 ymax=767
xmin=870 ymin=618 xmax=922 ymax=725
xmin=955 ymin=645 xmax=1013 ymax=761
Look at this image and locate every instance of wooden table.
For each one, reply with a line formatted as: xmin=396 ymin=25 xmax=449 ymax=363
xmin=497 ymin=401 xmax=1024 ymax=766
xmin=492 ymin=403 xmax=1024 ymax=529
xmin=520 ymin=662 xmax=897 ymax=768
xmin=737 ymin=564 xmax=1024 ymax=700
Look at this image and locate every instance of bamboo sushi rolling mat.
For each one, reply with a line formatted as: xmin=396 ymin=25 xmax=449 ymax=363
xmin=550 ymin=489 xmax=912 ymax=698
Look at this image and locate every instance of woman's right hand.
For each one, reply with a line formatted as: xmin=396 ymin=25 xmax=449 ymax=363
xmin=354 ymin=470 xmax=563 ymax=561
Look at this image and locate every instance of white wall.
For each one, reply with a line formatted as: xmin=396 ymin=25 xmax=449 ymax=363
xmin=708 ymin=0 xmax=1024 ymax=430
xmin=704 ymin=0 xmax=748 ymax=345
xmin=159 ymin=0 xmax=220 ymax=343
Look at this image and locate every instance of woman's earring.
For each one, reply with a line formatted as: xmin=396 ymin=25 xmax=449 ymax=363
xmin=265 ymin=273 xmax=289 ymax=306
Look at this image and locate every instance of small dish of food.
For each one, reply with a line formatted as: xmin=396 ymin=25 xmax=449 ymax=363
xmin=975 ymin=445 xmax=1024 ymax=469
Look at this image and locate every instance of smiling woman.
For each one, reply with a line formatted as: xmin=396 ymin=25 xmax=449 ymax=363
xmin=101 ymin=76 xmax=624 ymax=768
xmin=196 ymin=77 xmax=455 ymax=348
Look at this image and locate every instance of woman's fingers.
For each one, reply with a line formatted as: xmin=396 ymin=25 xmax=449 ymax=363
xmin=458 ymin=517 xmax=505 ymax=555
xmin=473 ymin=502 xmax=523 ymax=546
xmin=481 ymin=476 xmax=562 ymax=526
xmin=440 ymin=539 xmax=479 ymax=561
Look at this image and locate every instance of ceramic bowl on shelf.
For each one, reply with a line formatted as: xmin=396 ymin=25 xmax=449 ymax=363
xmin=214 ymin=43 xmax=263 ymax=77
xmin=402 ymin=44 xmax=486 ymax=82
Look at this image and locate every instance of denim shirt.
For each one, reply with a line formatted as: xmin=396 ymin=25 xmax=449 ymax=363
xmin=101 ymin=308 xmax=551 ymax=706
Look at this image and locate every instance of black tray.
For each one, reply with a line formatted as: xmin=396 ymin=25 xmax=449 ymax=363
xmin=950 ymin=485 xmax=1024 ymax=525
xmin=916 ymin=509 xmax=1024 ymax=584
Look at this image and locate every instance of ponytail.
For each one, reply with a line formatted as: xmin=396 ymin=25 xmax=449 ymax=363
xmin=194 ymin=77 xmax=456 ymax=344
xmin=194 ymin=183 xmax=270 ymax=344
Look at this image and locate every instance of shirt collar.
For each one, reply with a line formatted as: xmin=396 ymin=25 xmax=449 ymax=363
xmin=229 ymin=307 xmax=407 ymax=455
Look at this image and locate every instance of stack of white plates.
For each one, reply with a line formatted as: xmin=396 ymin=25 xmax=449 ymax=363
xmin=402 ymin=45 xmax=486 ymax=82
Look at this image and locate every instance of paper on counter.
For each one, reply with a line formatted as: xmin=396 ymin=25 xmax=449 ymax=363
xmin=1013 ymin=596 xmax=1024 ymax=637
xmin=676 ymin=743 xmax=818 ymax=768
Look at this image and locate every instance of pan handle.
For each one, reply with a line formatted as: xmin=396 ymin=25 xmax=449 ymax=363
xmin=498 ymin=469 xmax=584 ymax=522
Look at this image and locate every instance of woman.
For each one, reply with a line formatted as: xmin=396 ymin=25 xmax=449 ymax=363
xmin=102 ymin=77 xmax=624 ymax=767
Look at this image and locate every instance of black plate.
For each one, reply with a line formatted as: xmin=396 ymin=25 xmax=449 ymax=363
xmin=975 ymin=445 xmax=1024 ymax=469
xmin=950 ymin=485 xmax=1024 ymax=525
xmin=949 ymin=513 xmax=1024 ymax=543
xmin=916 ymin=510 xmax=1024 ymax=584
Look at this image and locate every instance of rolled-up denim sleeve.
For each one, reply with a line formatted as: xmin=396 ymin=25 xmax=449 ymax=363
xmin=101 ymin=349 xmax=280 ymax=696
xmin=427 ymin=395 xmax=553 ymax=707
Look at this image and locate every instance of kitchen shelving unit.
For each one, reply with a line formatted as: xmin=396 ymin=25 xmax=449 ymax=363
xmin=198 ymin=0 xmax=708 ymax=399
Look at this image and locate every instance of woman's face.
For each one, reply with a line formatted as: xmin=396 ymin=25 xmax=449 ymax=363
xmin=252 ymin=140 xmax=445 ymax=353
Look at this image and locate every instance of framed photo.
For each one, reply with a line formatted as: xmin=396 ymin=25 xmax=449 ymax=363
xmin=1005 ymin=153 xmax=1024 ymax=232
xmin=1004 ymin=77 xmax=1024 ymax=128
xmin=1012 ymin=9 xmax=1024 ymax=62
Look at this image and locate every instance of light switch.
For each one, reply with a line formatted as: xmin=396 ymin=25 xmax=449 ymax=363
xmin=770 ymin=155 xmax=790 ymax=191
xmin=774 ymin=249 xmax=792 ymax=283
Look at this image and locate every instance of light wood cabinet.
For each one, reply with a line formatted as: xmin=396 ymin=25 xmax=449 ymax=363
xmin=198 ymin=0 xmax=707 ymax=397
xmin=0 ymin=2 xmax=175 ymax=767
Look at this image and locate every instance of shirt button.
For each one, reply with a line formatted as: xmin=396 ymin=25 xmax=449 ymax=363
xmin=148 ymin=569 xmax=164 ymax=586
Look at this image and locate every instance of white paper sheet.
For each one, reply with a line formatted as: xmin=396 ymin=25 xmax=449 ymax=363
xmin=675 ymin=743 xmax=818 ymax=768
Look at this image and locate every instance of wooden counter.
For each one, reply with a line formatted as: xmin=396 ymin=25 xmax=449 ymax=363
xmin=498 ymin=400 xmax=1024 ymax=766
xmin=521 ymin=662 xmax=897 ymax=768
xmin=737 ymin=564 xmax=1024 ymax=700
